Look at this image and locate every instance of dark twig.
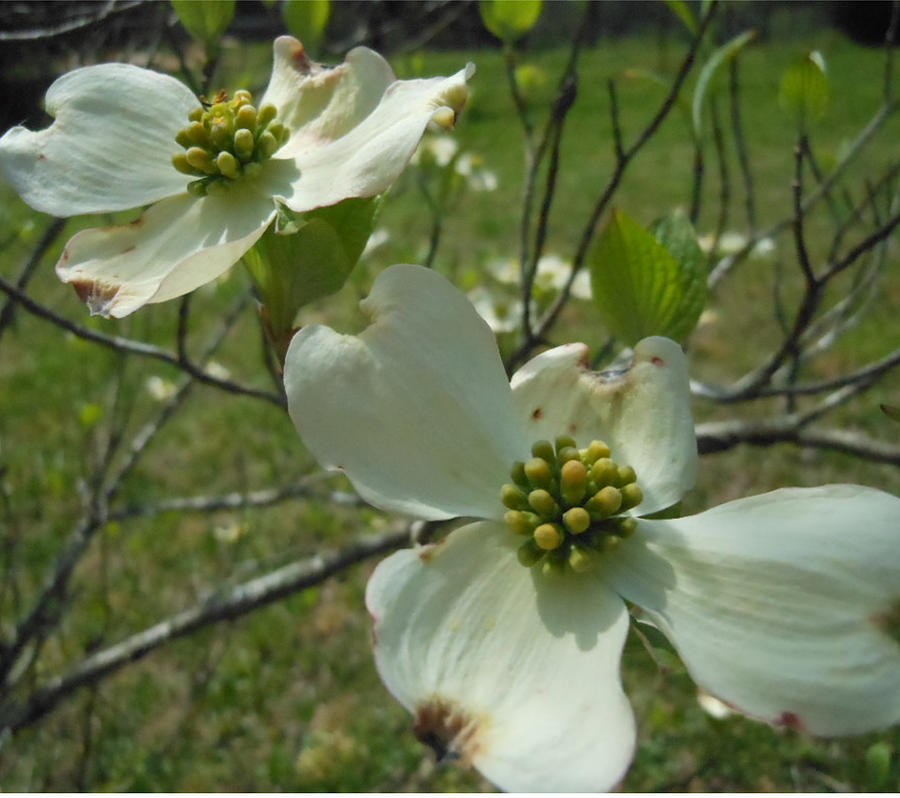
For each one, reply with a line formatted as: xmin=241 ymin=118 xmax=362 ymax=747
xmin=0 ymin=217 xmax=67 ymax=343
xmin=0 ymin=276 xmax=284 ymax=408
xmin=729 ymin=56 xmax=756 ymax=230
xmin=696 ymin=419 xmax=900 ymax=465
xmin=510 ymin=2 xmax=717 ymax=369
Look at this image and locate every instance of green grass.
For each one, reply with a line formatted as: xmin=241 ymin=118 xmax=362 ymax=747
xmin=1 ymin=17 xmax=899 ymax=793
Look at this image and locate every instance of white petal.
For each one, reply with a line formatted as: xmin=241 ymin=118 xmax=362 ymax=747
xmin=511 ymin=336 xmax=697 ymax=515
xmin=604 ymin=485 xmax=900 ymax=735
xmin=276 ymin=64 xmax=473 ymax=213
xmin=0 ymin=63 xmax=198 ymax=216
xmin=284 ymin=265 xmax=525 ymax=520
xmin=56 ymin=179 xmax=277 ymax=317
xmin=367 ymin=520 xmax=635 ymax=792
xmin=262 ymin=38 xmax=396 ymax=146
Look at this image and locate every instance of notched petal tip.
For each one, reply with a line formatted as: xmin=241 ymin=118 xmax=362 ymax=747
xmin=273 ymin=35 xmax=314 ymax=75
xmin=412 ymin=698 xmax=488 ymax=766
xmin=70 ymin=279 xmax=121 ymax=317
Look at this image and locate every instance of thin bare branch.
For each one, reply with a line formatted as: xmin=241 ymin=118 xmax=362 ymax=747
xmin=509 ymin=2 xmax=717 ymax=368
xmin=0 ymin=525 xmax=412 ymax=735
xmin=696 ymin=419 xmax=900 ymax=464
xmin=0 ymin=276 xmax=284 ymax=407
xmin=0 ymin=218 xmax=67 ymax=342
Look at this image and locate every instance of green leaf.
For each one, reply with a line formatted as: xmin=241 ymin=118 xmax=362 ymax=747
xmin=243 ymin=197 xmax=381 ymax=360
xmin=590 ymin=209 xmax=706 ymax=345
xmin=778 ymin=50 xmax=829 ymax=132
xmin=864 ymin=742 xmax=892 ymax=790
xmin=479 ymin=0 xmax=543 ymax=42
xmin=171 ymin=0 xmax=235 ymax=47
xmin=663 ymin=0 xmax=697 ymax=35
xmin=692 ymin=29 xmax=757 ymax=137
xmin=281 ymin=0 xmax=331 ymax=55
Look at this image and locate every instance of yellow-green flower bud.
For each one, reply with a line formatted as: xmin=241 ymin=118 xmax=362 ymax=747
xmin=531 ymin=439 xmax=555 ymax=463
xmin=188 ymin=106 xmax=204 ymax=122
xmin=235 ymin=104 xmax=258 ymax=130
xmin=233 ymin=89 xmax=252 ymax=105
xmin=614 ymin=464 xmax=637 ymax=487
xmin=619 ymin=483 xmax=643 ymax=511
xmin=555 ymin=434 xmax=577 ymax=452
xmin=257 ymin=131 xmax=279 ymax=159
xmin=534 ymin=522 xmax=564 ymax=551
xmin=187 ymin=121 xmax=210 ymax=147
xmin=517 ymin=539 xmax=544 ymax=567
xmin=528 ymin=489 xmax=559 ymax=518
xmin=266 ymin=121 xmax=286 ymax=143
xmin=541 ymin=549 xmax=567 ymax=576
xmin=568 ymin=544 xmax=599 ymax=574
xmin=524 ymin=457 xmax=552 ymax=488
xmin=216 ymin=151 xmax=241 ymax=180
xmin=187 ymin=179 xmax=208 ymax=197
xmin=505 ymin=510 xmax=539 ymax=536
xmin=560 ymin=459 xmax=588 ymax=506
xmin=590 ymin=458 xmax=617 ymax=486
xmin=175 ymin=128 xmax=193 ymax=148
xmin=562 ymin=506 xmax=591 ymax=535
xmin=586 ymin=485 xmax=622 ymax=518
xmin=509 ymin=461 xmax=530 ymax=490
xmin=210 ymin=120 xmax=232 ymax=150
xmin=185 ymin=146 xmax=217 ymax=174
xmin=583 ymin=440 xmax=612 ymax=464
xmin=234 ymin=128 xmax=255 ymax=161
xmin=501 ymin=483 xmax=530 ymax=511
xmin=172 ymin=152 xmax=199 ymax=175
xmin=556 ymin=446 xmax=580 ymax=466
xmin=257 ymin=103 xmax=278 ymax=128
xmin=613 ymin=517 xmax=637 ymax=537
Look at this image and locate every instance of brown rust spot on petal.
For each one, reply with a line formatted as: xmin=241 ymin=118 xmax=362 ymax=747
xmin=417 ymin=538 xmax=447 ymax=564
xmin=71 ymin=279 xmax=120 ymax=316
xmin=412 ymin=697 xmax=487 ymax=765
xmin=776 ymin=711 xmax=804 ymax=731
xmin=872 ymin=598 xmax=900 ymax=647
xmin=651 ymin=356 xmax=665 ymax=367
xmin=531 ymin=407 xmax=543 ymax=420
xmin=289 ymin=39 xmax=312 ymax=73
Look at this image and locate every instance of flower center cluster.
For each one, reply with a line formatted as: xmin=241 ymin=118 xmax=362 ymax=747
xmin=501 ymin=436 xmax=643 ymax=576
xmin=172 ymin=89 xmax=290 ymax=197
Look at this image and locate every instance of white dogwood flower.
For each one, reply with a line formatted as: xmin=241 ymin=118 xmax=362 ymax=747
xmin=283 ymin=264 xmax=900 ymax=792
xmin=0 ymin=38 xmax=471 ymax=317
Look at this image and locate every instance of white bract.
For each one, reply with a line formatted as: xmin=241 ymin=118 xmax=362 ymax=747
xmin=283 ymin=264 xmax=900 ymax=792
xmin=0 ymin=38 xmax=472 ymax=317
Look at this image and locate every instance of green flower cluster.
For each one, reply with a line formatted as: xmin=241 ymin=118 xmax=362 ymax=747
xmin=172 ymin=89 xmax=290 ymax=196
xmin=501 ymin=435 xmax=643 ymax=576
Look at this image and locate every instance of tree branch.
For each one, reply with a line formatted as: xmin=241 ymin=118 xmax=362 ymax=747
xmin=0 ymin=525 xmax=411 ymax=735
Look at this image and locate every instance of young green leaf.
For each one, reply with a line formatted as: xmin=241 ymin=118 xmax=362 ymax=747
xmin=591 ymin=209 xmax=706 ymax=345
xmin=281 ymin=0 xmax=331 ymax=55
xmin=479 ymin=0 xmax=543 ymax=43
xmin=171 ymin=0 xmax=235 ymax=48
xmin=244 ymin=196 xmax=381 ymax=361
xmin=663 ymin=0 xmax=697 ymax=35
xmin=778 ymin=51 xmax=829 ymax=133
xmin=692 ymin=29 xmax=757 ymax=137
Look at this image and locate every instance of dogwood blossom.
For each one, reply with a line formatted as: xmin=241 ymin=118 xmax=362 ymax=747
xmin=0 ymin=38 xmax=471 ymax=317
xmin=283 ymin=264 xmax=900 ymax=792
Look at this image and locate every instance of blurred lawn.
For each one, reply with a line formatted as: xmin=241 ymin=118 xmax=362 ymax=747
xmin=1 ymin=19 xmax=899 ymax=792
